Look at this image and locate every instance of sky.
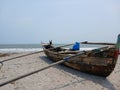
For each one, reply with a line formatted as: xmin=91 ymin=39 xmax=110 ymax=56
xmin=0 ymin=0 xmax=120 ymax=44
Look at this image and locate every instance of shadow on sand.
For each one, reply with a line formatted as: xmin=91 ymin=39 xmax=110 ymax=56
xmin=39 ymin=56 xmax=116 ymax=90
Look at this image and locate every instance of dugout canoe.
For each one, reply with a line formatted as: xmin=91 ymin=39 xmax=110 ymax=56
xmin=42 ymin=35 xmax=120 ymax=77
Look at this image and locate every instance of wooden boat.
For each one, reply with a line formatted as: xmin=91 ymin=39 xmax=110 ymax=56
xmin=42 ymin=35 xmax=120 ymax=77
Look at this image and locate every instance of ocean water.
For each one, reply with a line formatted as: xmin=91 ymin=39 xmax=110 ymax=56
xmin=0 ymin=44 xmax=105 ymax=53
xmin=0 ymin=44 xmax=42 ymax=53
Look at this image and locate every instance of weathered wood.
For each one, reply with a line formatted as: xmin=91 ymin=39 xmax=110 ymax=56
xmin=42 ymin=43 xmax=118 ymax=77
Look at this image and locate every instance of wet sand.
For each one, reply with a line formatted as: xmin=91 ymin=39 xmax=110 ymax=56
xmin=0 ymin=52 xmax=120 ymax=90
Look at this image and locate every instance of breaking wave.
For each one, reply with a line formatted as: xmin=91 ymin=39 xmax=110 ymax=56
xmin=0 ymin=48 xmax=95 ymax=53
xmin=0 ymin=48 xmax=43 ymax=53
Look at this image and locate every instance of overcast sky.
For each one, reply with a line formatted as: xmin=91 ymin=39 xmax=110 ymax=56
xmin=0 ymin=0 xmax=120 ymax=44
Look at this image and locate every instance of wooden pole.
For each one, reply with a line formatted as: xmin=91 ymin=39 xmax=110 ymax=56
xmin=0 ymin=51 xmax=43 ymax=64
xmin=81 ymin=41 xmax=115 ymax=45
xmin=55 ymin=43 xmax=74 ymax=48
xmin=0 ymin=52 xmax=84 ymax=87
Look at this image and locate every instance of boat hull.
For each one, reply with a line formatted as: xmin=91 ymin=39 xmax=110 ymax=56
xmin=43 ymin=49 xmax=116 ymax=77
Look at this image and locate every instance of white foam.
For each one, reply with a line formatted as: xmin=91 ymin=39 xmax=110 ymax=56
xmin=0 ymin=47 xmax=97 ymax=53
xmin=0 ymin=48 xmax=43 ymax=53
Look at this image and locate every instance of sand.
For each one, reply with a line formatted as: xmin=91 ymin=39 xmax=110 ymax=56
xmin=0 ymin=52 xmax=120 ymax=90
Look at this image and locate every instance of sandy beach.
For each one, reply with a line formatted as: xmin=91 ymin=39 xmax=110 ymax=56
xmin=0 ymin=52 xmax=120 ymax=90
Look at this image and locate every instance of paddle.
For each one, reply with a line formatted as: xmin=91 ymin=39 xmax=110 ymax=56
xmin=0 ymin=52 xmax=84 ymax=87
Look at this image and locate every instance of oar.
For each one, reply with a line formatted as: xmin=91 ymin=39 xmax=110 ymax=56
xmin=0 ymin=52 xmax=84 ymax=87
xmin=0 ymin=43 xmax=74 ymax=64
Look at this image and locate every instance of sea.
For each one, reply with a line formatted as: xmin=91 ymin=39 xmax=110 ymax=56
xmin=0 ymin=44 xmax=105 ymax=53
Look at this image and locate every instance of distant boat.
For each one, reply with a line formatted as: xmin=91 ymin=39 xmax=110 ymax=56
xmin=42 ymin=35 xmax=120 ymax=77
